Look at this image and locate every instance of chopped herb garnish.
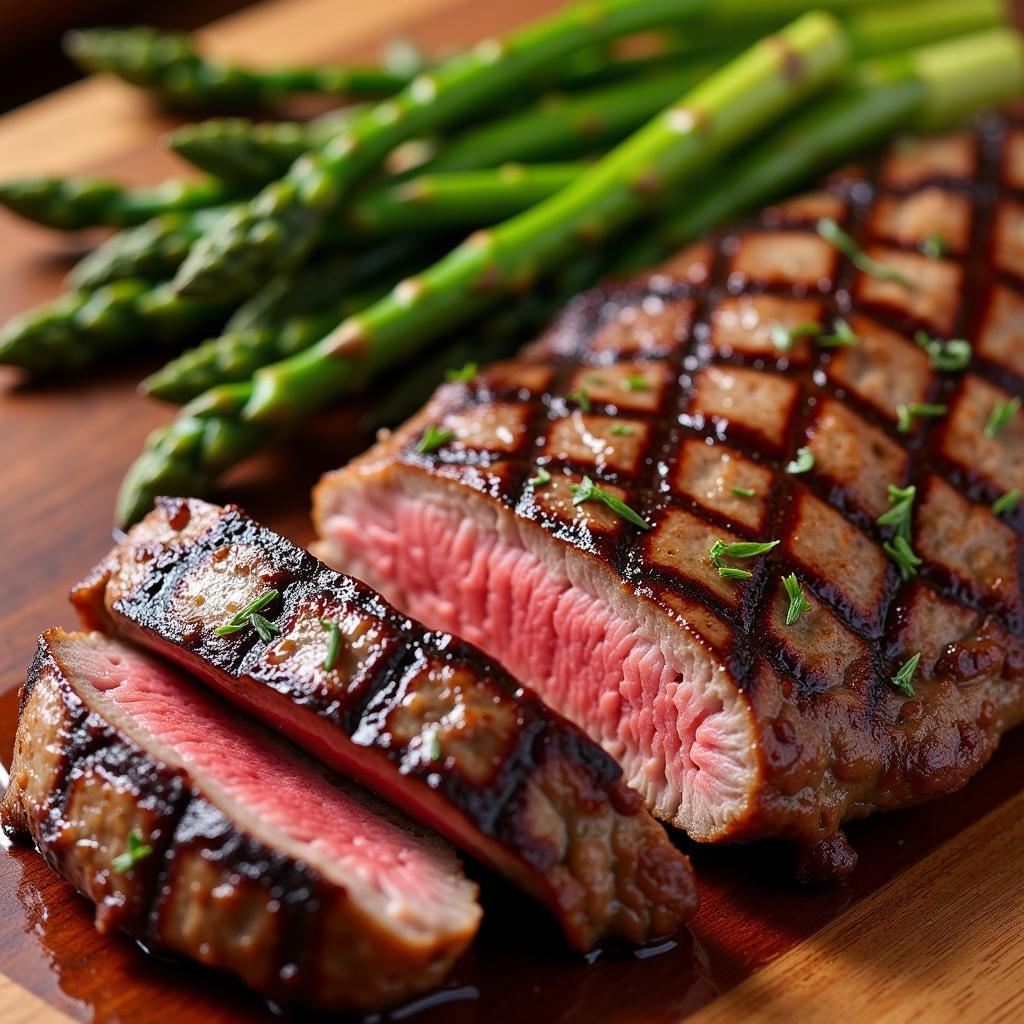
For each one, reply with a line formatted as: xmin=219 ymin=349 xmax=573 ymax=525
xmin=528 ymin=467 xmax=551 ymax=488
xmin=891 ymin=652 xmax=921 ymax=698
xmin=819 ymin=319 xmax=860 ymax=348
xmin=883 ymin=534 xmax=923 ymax=580
xmin=567 ymin=388 xmax=592 ymax=411
xmin=876 ymin=484 xmax=916 ymax=540
xmin=993 ymin=488 xmax=1020 ymax=517
xmin=320 ymin=618 xmax=341 ymax=672
xmin=609 ymin=424 xmax=634 ymax=437
xmin=428 ymin=731 xmax=442 ymax=761
xmin=785 ymin=446 xmax=815 ymax=475
xmin=897 ymin=402 xmax=947 ymax=434
xmin=417 ymin=425 xmax=454 ymax=454
xmin=444 ymin=361 xmax=477 ymax=383
xmin=922 ymin=232 xmax=947 ymax=260
xmin=781 ymin=573 xmax=812 ymax=626
xmin=984 ymin=396 xmax=1021 ymax=438
xmin=731 ymin=485 xmax=756 ymax=498
xmin=770 ymin=322 xmax=821 ymax=352
xmin=817 ymin=217 xmax=912 ymax=288
xmin=587 ymin=373 xmax=607 ymax=386
xmin=914 ymin=330 xmax=971 ymax=372
xmin=215 ymin=590 xmax=282 ymax=641
xmin=709 ymin=538 xmax=779 ymax=579
xmin=113 ymin=830 xmax=153 ymax=874
xmin=570 ymin=476 xmax=650 ymax=530
xmin=623 ymin=374 xmax=650 ymax=392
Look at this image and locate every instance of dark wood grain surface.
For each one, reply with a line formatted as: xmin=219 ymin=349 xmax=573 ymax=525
xmin=1 ymin=1 xmax=1022 ymax=1021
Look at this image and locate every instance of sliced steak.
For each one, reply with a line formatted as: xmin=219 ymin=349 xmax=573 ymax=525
xmin=1 ymin=629 xmax=479 ymax=1011
xmin=71 ymin=497 xmax=697 ymax=950
xmin=314 ymin=121 xmax=1024 ymax=879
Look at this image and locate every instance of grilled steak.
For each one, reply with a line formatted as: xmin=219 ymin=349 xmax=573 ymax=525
xmin=1 ymin=629 xmax=479 ymax=1010
xmin=72 ymin=497 xmax=697 ymax=950
xmin=314 ymin=122 xmax=1024 ymax=879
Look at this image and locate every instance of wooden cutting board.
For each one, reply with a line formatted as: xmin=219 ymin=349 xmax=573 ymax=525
xmin=0 ymin=1 xmax=1021 ymax=1021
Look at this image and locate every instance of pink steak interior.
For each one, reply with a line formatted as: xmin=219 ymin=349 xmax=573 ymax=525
xmin=317 ymin=476 xmax=756 ymax=841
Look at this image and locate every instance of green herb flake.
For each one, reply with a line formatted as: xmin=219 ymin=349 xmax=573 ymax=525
xmin=528 ymin=467 xmax=551 ymax=488
xmin=112 ymin=830 xmax=153 ymax=875
xmin=709 ymin=538 xmax=779 ymax=579
xmin=428 ymin=731 xmax=442 ymax=761
xmin=320 ymin=618 xmax=341 ymax=672
xmin=922 ymin=232 xmax=947 ymax=260
xmin=914 ymin=330 xmax=971 ymax=372
xmin=785 ymin=446 xmax=815 ymax=475
xmin=623 ymin=374 xmax=650 ymax=392
xmin=993 ymin=488 xmax=1020 ymax=517
xmin=890 ymin=652 xmax=921 ymax=698
xmin=444 ymin=361 xmax=477 ymax=384
xmin=567 ymin=388 xmax=592 ymax=411
xmin=215 ymin=590 xmax=282 ymax=640
xmin=609 ymin=424 xmax=634 ymax=437
xmin=781 ymin=573 xmax=812 ymax=626
xmin=883 ymin=534 xmax=923 ymax=580
xmin=730 ymin=485 xmax=756 ymax=498
xmin=984 ymin=396 xmax=1021 ymax=439
xmin=417 ymin=425 xmax=455 ymax=454
xmin=817 ymin=217 xmax=912 ymax=288
xmin=876 ymin=484 xmax=916 ymax=540
xmin=570 ymin=476 xmax=651 ymax=530
xmin=819 ymin=319 xmax=860 ymax=348
xmin=897 ymin=402 xmax=948 ymax=435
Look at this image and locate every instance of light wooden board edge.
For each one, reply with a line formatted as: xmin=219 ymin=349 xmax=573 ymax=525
xmin=690 ymin=789 xmax=1024 ymax=1024
xmin=0 ymin=974 xmax=75 ymax=1024
xmin=0 ymin=0 xmax=468 ymax=177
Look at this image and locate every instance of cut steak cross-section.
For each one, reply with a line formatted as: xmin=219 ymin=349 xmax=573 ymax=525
xmin=1 ymin=630 xmax=480 ymax=1011
xmin=72 ymin=497 xmax=697 ymax=950
xmin=314 ymin=118 xmax=1024 ymax=879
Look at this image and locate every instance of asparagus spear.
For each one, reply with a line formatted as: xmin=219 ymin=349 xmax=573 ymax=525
xmin=167 ymin=108 xmax=362 ymax=186
xmin=64 ymin=27 xmax=415 ymax=110
xmin=0 ymin=280 xmax=231 ymax=373
xmin=118 ymin=12 xmax=848 ymax=526
xmin=172 ymin=0 xmax=868 ymax=302
xmin=70 ymin=164 xmax=581 ymax=288
xmin=0 ymin=176 xmax=240 ymax=231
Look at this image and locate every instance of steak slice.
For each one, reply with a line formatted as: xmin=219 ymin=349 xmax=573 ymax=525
xmin=314 ymin=121 xmax=1024 ymax=879
xmin=71 ymin=497 xmax=697 ymax=950
xmin=0 ymin=629 xmax=479 ymax=1011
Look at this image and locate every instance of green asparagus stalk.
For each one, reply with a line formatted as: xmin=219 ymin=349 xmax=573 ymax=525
xmin=0 ymin=176 xmax=240 ymax=231
xmin=70 ymin=164 xmax=581 ymax=288
xmin=172 ymin=0 xmax=873 ymax=302
xmin=64 ymin=27 xmax=416 ymax=110
xmin=166 ymin=108 xmax=362 ymax=186
xmin=117 ymin=12 xmax=848 ymax=526
xmin=0 ymin=280 xmax=231 ymax=373
xmin=618 ymin=26 xmax=1024 ymax=271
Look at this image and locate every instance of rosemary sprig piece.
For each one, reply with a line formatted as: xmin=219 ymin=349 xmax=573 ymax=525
xmin=445 ymin=361 xmax=477 ymax=383
xmin=769 ymin=321 xmax=820 ymax=352
xmin=529 ymin=467 xmax=551 ymax=488
xmin=731 ymin=485 xmax=756 ymax=498
xmin=214 ymin=589 xmax=282 ymax=640
xmin=914 ymin=330 xmax=970 ymax=372
xmin=818 ymin=318 xmax=859 ymax=348
xmin=567 ymin=388 xmax=592 ymax=411
xmin=320 ymin=618 xmax=342 ymax=672
xmin=883 ymin=534 xmax=923 ymax=580
xmin=785 ymin=447 xmax=815 ymax=475
xmin=112 ymin=830 xmax=154 ymax=874
xmin=897 ymin=402 xmax=947 ymax=434
xmin=709 ymin=538 xmax=779 ymax=579
xmin=817 ymin=217 xmax=912 ymax=287
xmin=890 ymin=652 xmax=921 ymax=697
xmin=984 ymin=396 xmax=1021 ymax=438
xmin=993 ymin=489 xmax=1020 ymax=517
xmin=876 ymin=483 xmax=916 ymax=539
xmin=781 ymin=573 xmax=812 ymax=626
xmin=922 ymin=231 xmax=947 ymax=259
xmin=571 ymin=476 xmax=650 ymax=531
xmin=417 ymin=426 xmax=454 ymax=454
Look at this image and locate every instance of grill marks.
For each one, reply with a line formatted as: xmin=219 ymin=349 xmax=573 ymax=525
xmin=317 ymin=117 xmax=1024 ymax=874
xmin=0 ymin=631 xmax=479 ymax=1011
xmin=72 ymin=498 xmax=697 ymax=951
